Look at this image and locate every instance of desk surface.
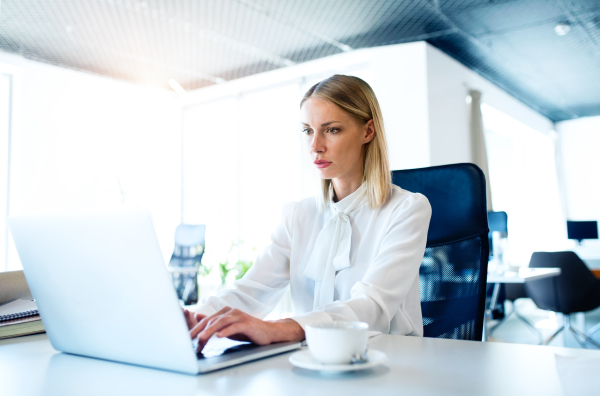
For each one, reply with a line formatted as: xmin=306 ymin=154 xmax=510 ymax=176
xmin=1 ymin=333 xmax=599 ymax=396
xmin=487 ymin=267 xmax=561 ymax=284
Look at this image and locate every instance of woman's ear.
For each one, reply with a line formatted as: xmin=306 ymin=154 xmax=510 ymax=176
xmin=363 ymin=119 xmax=376 ymax=144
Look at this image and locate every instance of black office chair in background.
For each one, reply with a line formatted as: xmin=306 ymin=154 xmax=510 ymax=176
xmin=167 ymin=224 xmax=207 ymax=306
xmin=392 ymin=163 xmax=489 ymax=341
xmin=525 ymin=251 xmax=600 ymax=348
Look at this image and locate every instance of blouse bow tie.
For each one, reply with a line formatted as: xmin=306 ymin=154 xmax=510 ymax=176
xmin=303 ymin=183 xmax=368 ymax=309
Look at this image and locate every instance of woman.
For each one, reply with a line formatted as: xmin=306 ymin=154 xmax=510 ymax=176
xmin=185 ymin=74 xmax=431 ymax=351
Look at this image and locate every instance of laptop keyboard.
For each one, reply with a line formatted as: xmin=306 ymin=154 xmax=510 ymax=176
xmin=195 ymin=336 xmax=255 ymax=360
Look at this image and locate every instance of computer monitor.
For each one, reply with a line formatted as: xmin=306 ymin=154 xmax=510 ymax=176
xmin=567 ymin=220 xmax=598 ymax=244
xmin=487 ymin=211 xmax=508 ymax=260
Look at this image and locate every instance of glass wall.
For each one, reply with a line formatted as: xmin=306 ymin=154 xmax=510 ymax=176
xmin=0 ymin=74 xmax=10 ymax=270
xmin=0 ymin=60 xmax=181 ymax=272
xmin=483 ymin=104 xmax=565 ymax=266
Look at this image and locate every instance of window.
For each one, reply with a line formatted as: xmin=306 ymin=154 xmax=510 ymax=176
xmin=0 ymin=74 xmax=11 ymax=271
xmin=182 ymin=83 xmax=304 ymax=277
xmin=483 ymin=104 xmax=565 ymax=266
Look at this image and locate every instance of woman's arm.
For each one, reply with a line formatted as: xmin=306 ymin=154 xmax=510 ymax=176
xmin=291 ymin=193 xmax=431 ymax=334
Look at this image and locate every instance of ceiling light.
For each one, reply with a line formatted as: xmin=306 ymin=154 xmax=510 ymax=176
xmin=555 ymin=22 xmax=571 ymax=36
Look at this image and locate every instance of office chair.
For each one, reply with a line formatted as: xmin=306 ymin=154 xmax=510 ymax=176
xmin=525 ymin=251 xmax=600 ymax=348
xmin=168 ymin=224 xmax=207 ymax=306
xmin=392 ymin=163 xmax=489 ymax=341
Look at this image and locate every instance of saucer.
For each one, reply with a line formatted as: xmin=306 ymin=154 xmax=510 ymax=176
xmin=289 ymin=349 xmax=387 ymax=372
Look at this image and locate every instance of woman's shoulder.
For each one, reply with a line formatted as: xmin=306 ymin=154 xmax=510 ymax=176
xmin=385 ymin=185 xmax=432 ymax=218
xmin=277 ymin=197 xmax=319 ymax=234
xmin=280 ymin=196 xmax=319 ymax=220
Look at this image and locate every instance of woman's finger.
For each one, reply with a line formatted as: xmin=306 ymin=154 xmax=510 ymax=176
xmin=197 ymin=311 xmax=245 ymax=346
xmin=215 ymin=322 xmax=255 ymax=340
xmin=215 ymin=320 xmax=271 ymax=345
xmin=183 ymin=309 xmax=197 ymax=330
xmin=214 ymin=322 xmax=249 ymax=339
xmin=190 ymin=307 xmax=231 ymax=339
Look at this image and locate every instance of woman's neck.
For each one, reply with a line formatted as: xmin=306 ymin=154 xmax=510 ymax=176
xmin=331 ymin=177 xmax=362 ymax=202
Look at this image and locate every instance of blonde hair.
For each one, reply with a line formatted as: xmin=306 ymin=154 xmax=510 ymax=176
xmin=300 ymin=74 xmax=391 ymax=209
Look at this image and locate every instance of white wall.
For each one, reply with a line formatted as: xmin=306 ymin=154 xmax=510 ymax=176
xmin=0 ymin=51 xmax=181 ymax=270
xmin=425 ymin=44 xmax=555 ymax=166
xmin=556 ymin=116 xmax=600 ymax=257
xmin=557 ymin=116 xmax=600 ymax=220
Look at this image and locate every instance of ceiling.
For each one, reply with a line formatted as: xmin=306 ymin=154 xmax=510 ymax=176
xmin=0 ymin=0 xmax=598 ymax=122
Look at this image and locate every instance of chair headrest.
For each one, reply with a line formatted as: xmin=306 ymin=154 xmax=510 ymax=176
xmin=174 ymin=224 xmax=206 ymax=246
xmin=392 ymin=163 xmax=489 ymax=246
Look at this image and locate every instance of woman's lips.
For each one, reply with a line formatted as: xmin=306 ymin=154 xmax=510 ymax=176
xmin=314 ymin=160 xmax=332 ymax=169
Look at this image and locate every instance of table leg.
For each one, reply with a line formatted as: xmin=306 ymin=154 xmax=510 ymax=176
xmin=489 ymin=283 xmax=501 ymax=312
xmin=484 ymin=282 xmax=501 ymax=342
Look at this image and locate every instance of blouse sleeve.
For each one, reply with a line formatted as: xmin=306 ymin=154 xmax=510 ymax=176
xmin=290 ymin=193 xmax=431 ymax=334
xmin=192 ymin=202 xmax=295 ymax=319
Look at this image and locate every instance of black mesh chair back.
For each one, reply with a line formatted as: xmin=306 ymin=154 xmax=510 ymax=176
xmin=168 ymin=225 xmax=207 ymax=305
xmin=392 ymin=163 xmax=489 ymax=341
xmin=526 ymin=251 xmax=600 ymax=314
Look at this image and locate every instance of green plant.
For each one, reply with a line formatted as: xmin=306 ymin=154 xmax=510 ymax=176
xmin=218 ymin=241 xmax=255 ymax=285
xmin=195 ymin=244 xmax=211 ymax=277
xmin=234 ymin=259 xmax=253 ymax=280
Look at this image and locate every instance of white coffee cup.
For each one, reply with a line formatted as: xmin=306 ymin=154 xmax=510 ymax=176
xmin=305 ymin=321 xmax=369 ymax=365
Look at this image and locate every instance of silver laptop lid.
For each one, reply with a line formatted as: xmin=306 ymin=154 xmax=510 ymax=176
xmin=8 ymin=209 xmax=199 ymax=374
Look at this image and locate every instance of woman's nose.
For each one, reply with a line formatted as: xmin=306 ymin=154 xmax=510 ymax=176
xmin=311 ymin=133 xmax=325 ymax=153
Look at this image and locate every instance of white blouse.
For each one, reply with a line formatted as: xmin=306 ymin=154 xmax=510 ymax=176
xmin=194 ymin=184 xmax=431 ymax=336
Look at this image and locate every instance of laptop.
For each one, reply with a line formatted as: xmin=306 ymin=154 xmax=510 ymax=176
xmin=7 ymin=209 xmax=301 ymax=374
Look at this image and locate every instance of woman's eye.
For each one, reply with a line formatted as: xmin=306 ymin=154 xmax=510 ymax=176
xmin=301 ymin=128 xmax=312 ymax=135
xmin=326 ymin=127 xmax=340 ymax=134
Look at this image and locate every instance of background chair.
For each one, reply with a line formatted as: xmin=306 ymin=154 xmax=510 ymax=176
xmin=525 ymin=251 xmax=600 ymax=348
xmin=168 ymin=224 xmax=207 ymax=306
xmin=392 ymin=163 xmax=489 ymax=341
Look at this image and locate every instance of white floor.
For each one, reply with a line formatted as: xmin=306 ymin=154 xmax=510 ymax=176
xmin=487 ymin=298 xmax=600 ymax=349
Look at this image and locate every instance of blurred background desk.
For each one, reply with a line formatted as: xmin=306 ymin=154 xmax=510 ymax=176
xmin=487 ymin=268 xmax=562 ymax=285
xmin=487 ymin=268 xmax=561 ymax=316
xmin=1 ymin=333 xmax=599 ymax=396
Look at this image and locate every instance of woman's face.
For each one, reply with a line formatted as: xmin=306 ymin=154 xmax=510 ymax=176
xmin=300 ymin=97 xmax=374 ymax=182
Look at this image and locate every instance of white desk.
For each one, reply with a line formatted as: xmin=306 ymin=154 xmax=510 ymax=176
xmin=487 ymin=268 xmax=562 ymax=284
xmin=486 ymin=267 xmax=561 ymax=313
xmin=1 ymin=333 xmax=599 ymax=396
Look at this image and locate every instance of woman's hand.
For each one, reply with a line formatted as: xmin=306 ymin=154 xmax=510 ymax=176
xmin=183 ymin=308 xmax=206 ymax=330
xmin=188 ymin=307 xmax=305 ymax=352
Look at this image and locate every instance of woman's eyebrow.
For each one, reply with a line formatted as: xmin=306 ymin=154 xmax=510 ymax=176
xmin=301 ymin=120 xmax=341 ymax=127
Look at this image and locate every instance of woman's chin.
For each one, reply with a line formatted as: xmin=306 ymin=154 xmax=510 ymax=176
xmin=318 ymin=171 xmax=335 ymax=180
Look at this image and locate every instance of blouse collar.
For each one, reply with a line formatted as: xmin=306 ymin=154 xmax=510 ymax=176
xmin=328 ymin=182 xmax=368 ymax=214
